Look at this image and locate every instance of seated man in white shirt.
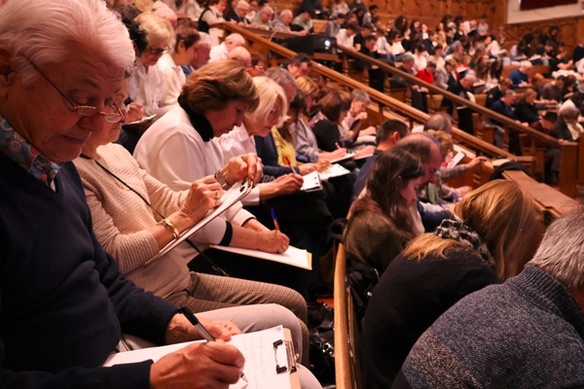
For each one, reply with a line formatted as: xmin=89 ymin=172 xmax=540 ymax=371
xmin=158 ymin=26 xmax=200 ymax=114
xmin=209 ymin=32 xmax=245 ymax=63
xmin=335 ymin=22 xmax=359 ymax=49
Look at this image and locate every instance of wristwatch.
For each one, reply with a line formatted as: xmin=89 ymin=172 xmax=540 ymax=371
xmin=214 ymin=169 xmax=232 ymax=190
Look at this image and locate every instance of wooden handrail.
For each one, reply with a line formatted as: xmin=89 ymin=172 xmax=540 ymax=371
xmin=502 ymin=170 xmax=579 ymax=223
xmin=334 ymin=44 xmax=560 ymax=147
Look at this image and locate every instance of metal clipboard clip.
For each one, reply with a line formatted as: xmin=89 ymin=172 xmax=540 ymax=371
xmin=273 ymin=338 xmax=298 ymax=374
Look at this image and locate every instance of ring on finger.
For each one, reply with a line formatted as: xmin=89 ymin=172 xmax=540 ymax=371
xmin=214 ymin=189 xmax=219 ymax=200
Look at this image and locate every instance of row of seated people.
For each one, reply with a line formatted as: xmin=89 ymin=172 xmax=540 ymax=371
xmin=6 ymin=1 xmax=580 ymax=387
xmin=481 ymin=70 xmax=584 ymax=184
xmin=351 ymin=162 xmax=584 ymax=387
xmin=390 ymin=55 xmax=582 ymax=186
xmin=339 ymin=118 xmax=584 ymax=387
xmin=74 ymin=8 xmax=409 ymax=379
xmin=107 ymin=0 xmax=379 ymax=297
xmin=124 ymin=2 xmax=584 ymax=384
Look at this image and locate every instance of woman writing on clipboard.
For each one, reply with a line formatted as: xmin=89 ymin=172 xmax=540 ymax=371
xmin=73 ymin=79 xmax=311 ymax=365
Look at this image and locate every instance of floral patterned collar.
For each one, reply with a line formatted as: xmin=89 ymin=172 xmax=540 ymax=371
xmin=0 ymin=115 xmax=62 ymax=186
xmin=434 ymin=217 xmax=495 ymax=267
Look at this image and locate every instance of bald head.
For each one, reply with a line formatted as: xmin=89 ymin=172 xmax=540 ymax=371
xmin=228 ymin=46 xmax=251 ymax=67
xmin=393 ymin=133 xmax=441 ymax=183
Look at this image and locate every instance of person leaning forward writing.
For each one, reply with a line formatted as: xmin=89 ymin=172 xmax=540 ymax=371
xmin=0 ymin=1 xmax=323 ymax=388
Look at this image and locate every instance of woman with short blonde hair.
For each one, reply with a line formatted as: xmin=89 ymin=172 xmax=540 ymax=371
xmin=244 ymin=76 xmax=288 ymax=132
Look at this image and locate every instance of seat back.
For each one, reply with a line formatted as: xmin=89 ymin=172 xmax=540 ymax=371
xmin=334 ymin=244 xmax=361 ymax=388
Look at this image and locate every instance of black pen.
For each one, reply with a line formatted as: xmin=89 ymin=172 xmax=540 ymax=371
xmin=179 ymin=306 xmax=248 ymax=383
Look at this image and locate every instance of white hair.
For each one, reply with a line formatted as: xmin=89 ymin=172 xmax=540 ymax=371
xmin=259 ymin=5 xmax=274 ymax=15
xmin=351 ymin=89 xmax=371 ymax=104
xmin=0 ymin=0 xmax=134 ymax=86
xmin=225 ymin=33 xmax=246 ymax=47
xmin=135 ymin=12 xmax=174 ymax=49
xmin=228 ymin=46 xmax=251 ymax=67
xmin=235 ymin=0 xmax=250 ymax=10
xmin=279 ymin=9 xmax=293 ymax=18
xmin=528 ymin=208 xmax=584 ymax=292
xmin=248 ymin=76 xmax=288 ymax=128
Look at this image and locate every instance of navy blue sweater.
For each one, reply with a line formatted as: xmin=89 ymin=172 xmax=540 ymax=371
xmin=0 ymin=155 xmax=177 ymax=388
xmin=360 ymin=248 xmax=499 ymax=388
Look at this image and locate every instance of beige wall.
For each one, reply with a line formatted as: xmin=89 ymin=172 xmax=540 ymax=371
xmin=284 ymin=0 xmax=583 ymax=54
xmin=506 ymin=0 xmax=584 ymax=24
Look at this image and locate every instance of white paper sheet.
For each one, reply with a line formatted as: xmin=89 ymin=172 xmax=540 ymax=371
xmin=329 ymin=152 xmax=355 ymax=164
xmin=318 ymin=164 xmax=351 ymax=181
xmin=104 ymin=326 xmax=292 ymax=389
xmin=211 ymin=245 xmax=312 ymax=270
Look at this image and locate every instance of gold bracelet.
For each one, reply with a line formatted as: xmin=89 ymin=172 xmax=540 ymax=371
xmin=160 ymin=218 xmax=180 ymax=240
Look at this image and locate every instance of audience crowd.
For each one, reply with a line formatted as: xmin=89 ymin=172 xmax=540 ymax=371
xmin=2 ymin=0 xmax=584 ymax=388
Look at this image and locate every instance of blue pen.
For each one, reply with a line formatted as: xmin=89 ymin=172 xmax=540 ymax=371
xmin=270 ymin=208 xmax=280 ymax=231
xmin=179 ymin=306 xmax=248 ymax=383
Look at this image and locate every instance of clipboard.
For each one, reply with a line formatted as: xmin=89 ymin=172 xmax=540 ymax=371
xmin=447 ymin=150 xmax=466 ymax=169
xmin=279 ymin=329 xmax=301 ymax=389
xmin=123 ymin=114 xmax=156 ymax=126
xmin=103 ymin=326 xmax=301 ymax=389
xmin=300 ymin=171 xmax=323 ymax=192
xmin=144 ymin=180 xmax=253 ymax=266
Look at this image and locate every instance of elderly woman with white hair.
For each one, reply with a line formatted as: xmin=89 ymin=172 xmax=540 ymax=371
xmin=129 ymin=12 xmax=174 ymax=117
xmin=214 ymin=76 xmax=308 ymax=217
xmin=273 ymin=9 xmax=294 ymax=33
xmin=340 ymin=88 xmax=377 ymax=148
xmin=509 ymin=60 xmax=532 ymax=88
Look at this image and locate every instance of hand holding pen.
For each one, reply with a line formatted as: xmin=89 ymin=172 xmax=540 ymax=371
xmin=284 ymin=156 xmax=300 ymax=176
xmin=179 ymin=306 xmax=248 ymax=383
xmin=149 ymin=309 xmax=245 ymax=388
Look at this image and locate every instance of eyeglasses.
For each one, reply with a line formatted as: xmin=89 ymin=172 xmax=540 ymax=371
xmin=268 ymin=108 xmax=283 ymax=123
xmin=26 ymin=58 xmax=125 ymax=124
xmin=146 ymin=47 xmax=168 ymax=56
